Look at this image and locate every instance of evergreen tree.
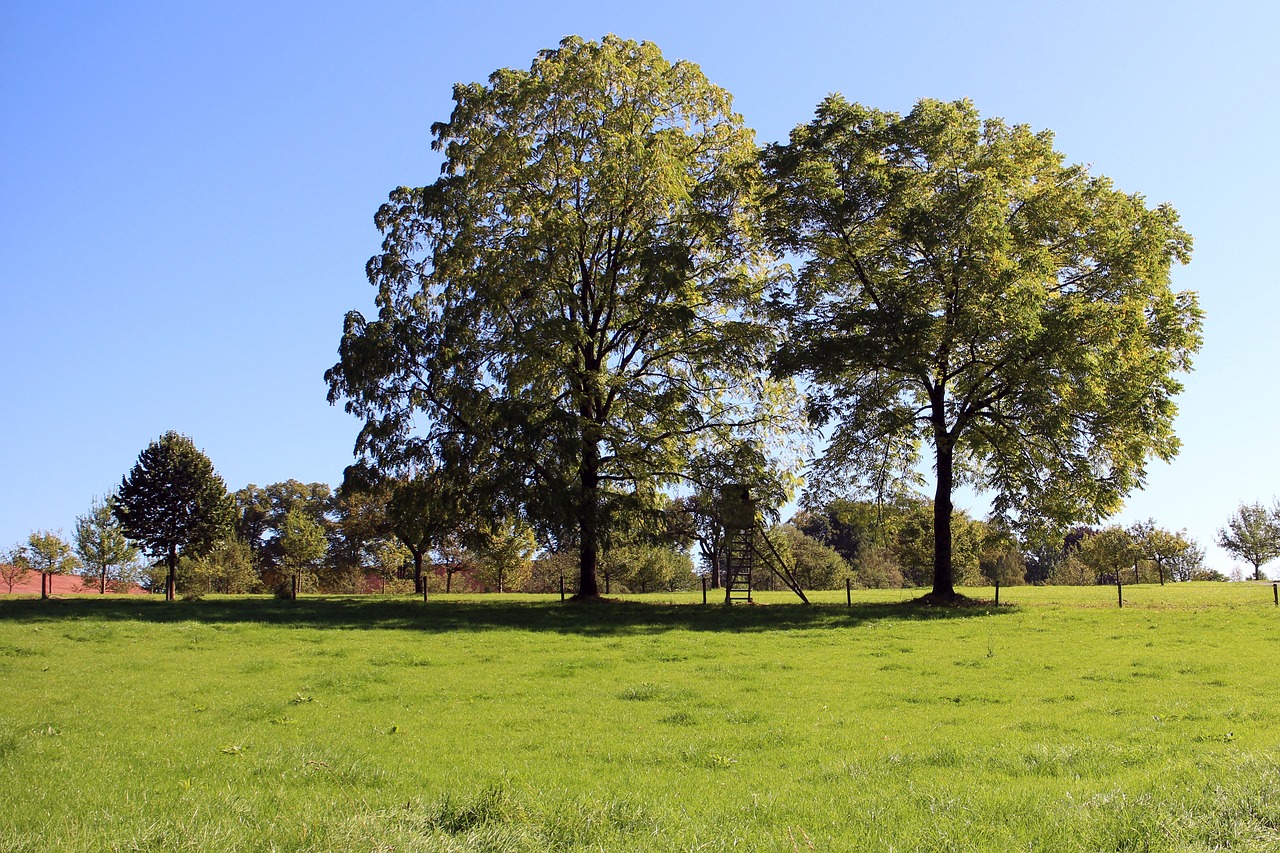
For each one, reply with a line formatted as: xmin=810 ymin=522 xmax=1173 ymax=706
xmin=114 ymin=431 xmax=233 ymax=601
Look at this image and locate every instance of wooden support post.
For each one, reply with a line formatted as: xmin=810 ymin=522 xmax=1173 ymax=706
xmin=846 ymin=578 xmax=851 ymax=606
xmin=559 ymin=574 xmax=565 ymax=602
xmin=702 ymin=576 xmax=707 ymax=605
xmin=1116 ymin=576 xmax=1123 ymax=608
xmin=1273 ymin=582 xmax=1277 ymax=607
xmin=995 ymin=577 xmax=1000 ymax=606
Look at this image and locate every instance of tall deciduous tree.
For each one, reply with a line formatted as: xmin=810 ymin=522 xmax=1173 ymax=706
xmin=74 ymin=495 xmax=141 ymax=594
xmin=763 ymin=97 xmax=1202 ymax=599
xmin=26 ymin=530 xmax=80 ymax=600
xmin=1216 ymin=502 xmax=1280 ymax=581
xmin=114 ymin=431 xmax=233 ymax=601
xmin=327 ymin=35 xmax=794 ymax=598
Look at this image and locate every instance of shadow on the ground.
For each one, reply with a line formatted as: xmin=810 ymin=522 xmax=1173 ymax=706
xmin=0 ymin=595 xmax=1016 ymax=635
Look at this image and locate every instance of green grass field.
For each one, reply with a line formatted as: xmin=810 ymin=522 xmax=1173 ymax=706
xmin=2 ymin=584 xmax=1279 ymax=851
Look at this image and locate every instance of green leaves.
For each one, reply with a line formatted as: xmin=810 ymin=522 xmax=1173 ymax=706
xmin=763 ymin=97 xmax=1202 ymax=590
xmin=328 ymin=36 xmax=799 ymax=592
xmin=114 ymin=431 xmax=233 ymax=565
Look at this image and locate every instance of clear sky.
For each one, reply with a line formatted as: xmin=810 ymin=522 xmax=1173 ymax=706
xmin=2 ymin=1 xmax=1276 ymax=575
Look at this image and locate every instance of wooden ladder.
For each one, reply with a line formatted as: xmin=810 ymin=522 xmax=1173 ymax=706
xmin=724 ymin=525 xmax=753 ymax=603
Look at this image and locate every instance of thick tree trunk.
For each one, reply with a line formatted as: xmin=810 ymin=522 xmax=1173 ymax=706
xmin=100 ymin=568 xmax=107 ymax=595
xmin=167 ymin=545 xmax=177 ymax=602
xmin=576 ymin=426 xmax=601 ymax=599
xmin=411 ymin=550 xmax=427 ymax=600
xmin=932 ymin=440 xmax=956 ymax=599
xmin=41 ymin=572 xmax=48 ymax=600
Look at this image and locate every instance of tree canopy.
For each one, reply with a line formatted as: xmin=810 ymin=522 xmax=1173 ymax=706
xmin=114 ymin=431 xmax=233 ymax=601
xmin=762 ymin=96 xmax=1202 ymax=599
xmin=74 ymin=495 xmax=140 ymax=594
xmin=327 ymin=35 xmax=796 ymax=597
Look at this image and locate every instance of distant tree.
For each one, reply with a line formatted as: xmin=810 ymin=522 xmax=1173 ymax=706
xmin=74 ymin=495 xmax=141 ymax=594
xmin=180 ymin=535 xmax=259 ymax=595
xmin=114 ymin=431 xmax=233 ymax=601
xmin=1070 ymin=526 xmax=1139 ymax=585
xmin=763 ymin=96 xmax=1202 ymax=599
xmin=1 ymin=544 xmax=33 ymax=594
xmin=26 ymin=530 xmax=81 ymax=599
xmin=471 ymin=523 xmax=536 ymax=593
xmin=603 ymin=544 xmax=695 ymax=594
xmin=774 ymin=524 xmax=851 ymax=590
xmin=1216 ymin=502 xmax=1280 ymax=581
xmin=278 ymin=507 xmax=328 ymax=598
xmin=326 ymin=35 xmax=795 ymax=599
xmin=1129 ymin=519 xmax=1201 ymax=584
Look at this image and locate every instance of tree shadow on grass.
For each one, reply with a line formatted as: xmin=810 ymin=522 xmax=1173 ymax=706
xmin=0 ymin=595 xmax=1017 ymax=635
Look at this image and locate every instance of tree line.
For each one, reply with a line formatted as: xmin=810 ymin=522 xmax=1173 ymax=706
xmin=3 ymin=35 xmax=1215 ymax=599
xmin=4 ymin=430 xmax=1252 ymax=599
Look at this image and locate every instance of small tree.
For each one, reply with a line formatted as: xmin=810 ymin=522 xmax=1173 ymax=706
xmin=1216 ymin=502 xmax=1280 ymax=581
xmin=27 ymin=531 xmax=81 ymax=599
xmin=278 ymin=507 xmax=328 ymax=598
xmin=75 ymin=495 xmax=141 ymax=594
xmin=1 ymin=544 xmax=33 ymax=594
xmin=181 ymin=536 xmax=260 ymax=595
xmin=471 ymin=524 xmax=536 ymax=593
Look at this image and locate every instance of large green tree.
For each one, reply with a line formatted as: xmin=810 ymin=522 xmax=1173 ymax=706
xmin=763 ymin=97 xmax=1202 ymax=599
xmin=74 ymin=495 xmax=141 ymax=594
xmin=114 ymin=431 xmax=234 ymax=601
xmin=327 ymin=35 xmax=792 ymax=598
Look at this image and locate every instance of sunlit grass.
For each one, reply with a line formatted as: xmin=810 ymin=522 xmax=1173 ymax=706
xmin=2 ymin=585 xmax=1279 ymax=850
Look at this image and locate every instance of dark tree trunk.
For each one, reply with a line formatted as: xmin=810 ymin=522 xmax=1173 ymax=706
xmin=41 ymin=572 xmax=48 ymax=600
xmin=411 ymin=549 xmax=426 ymax=600
xmin=100 ymin=568 xmax=107 ymax=595
xmin=167 ymin=544 xmax=177 ymax=602
xmin=932 ymin=439 xmax=956 ymax=599
xmin=576 ymin=426 xmax=601 ymax=599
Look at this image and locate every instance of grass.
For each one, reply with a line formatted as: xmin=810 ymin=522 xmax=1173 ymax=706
xmin=1 ymin=584 xmax=1279 ymax=850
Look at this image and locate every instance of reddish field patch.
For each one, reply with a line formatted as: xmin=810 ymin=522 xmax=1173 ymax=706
xmin=1 ymin=570 xmax=148 ymax=596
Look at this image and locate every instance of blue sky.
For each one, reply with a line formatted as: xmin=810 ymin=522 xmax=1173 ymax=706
xmin=2 ymin=1 xmax=1277 ymax=575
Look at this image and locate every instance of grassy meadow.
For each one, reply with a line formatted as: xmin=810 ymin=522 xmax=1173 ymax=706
xmin=2 ymin=584 xmax=1279 ymax=851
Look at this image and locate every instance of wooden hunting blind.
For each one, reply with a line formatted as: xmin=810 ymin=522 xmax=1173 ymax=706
xmin=719 ymin=483 xmax=809 ymax=605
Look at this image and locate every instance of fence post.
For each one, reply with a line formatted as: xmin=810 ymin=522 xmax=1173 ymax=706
xmin=995 ymin=577 xmax=1000 ymax=606
xmin=559 ymin=574 xmax=565 ymax=602
xmin=1273 ymin=583 xmax=1277 ymax=607
xmin=1116 ymin=576 xmax=1123 ymax=609
xmin=702 ymin=576 xmax=707 ymax=605
xmin=846 ymin=578 xmax=851 ymax=606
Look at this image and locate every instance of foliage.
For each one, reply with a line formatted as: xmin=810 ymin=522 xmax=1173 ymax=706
xmin=470 ymin=524 xmax=536 ymax=593
xmin=772 ymin=524 xmax=851 ymax=590
xmin=763 ymin=96 xmax=1202 ymax=597
xmin=277 ymin=507 xmax=329 ymax=593
xmin=1216 ymin=501 xmax=1280 ymax=580
xmin=114 ymin=431 xmax=233 ymax=600
xmin=179 ymin=535 xmax=260 ymax=595
xmin=25 ymin=531 xmax=81 ymax=599
xmin=0 ymin=544 xmax=33 ymax=593
xmin=1128 ymin=519 xmax=1202 ymax=584
xmin=73 ymin=495 xmax=141 ymax=594
xmin=601 ymin=544 xmax=695 ymax=594
xmin=326 ymin=35 xmax=797 ymax=598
